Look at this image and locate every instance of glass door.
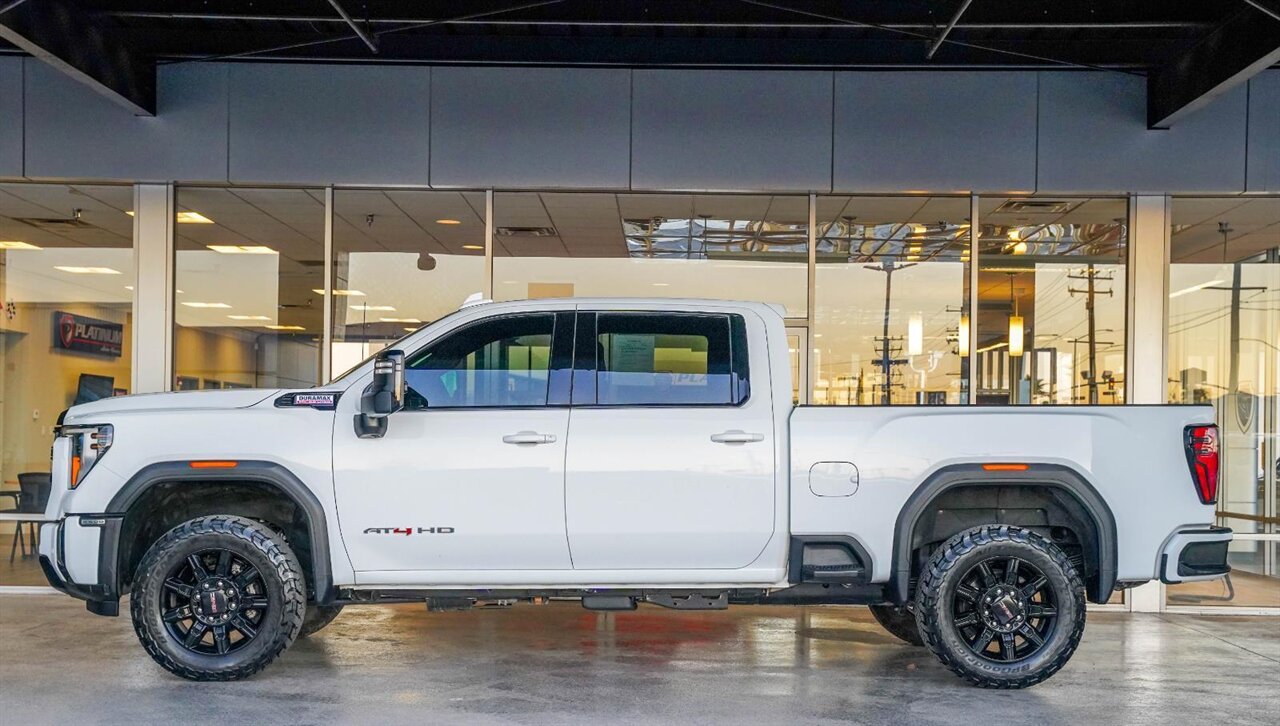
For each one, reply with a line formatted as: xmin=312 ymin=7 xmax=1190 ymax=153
xmin=786 ymin=325 xmax=808 ymax=405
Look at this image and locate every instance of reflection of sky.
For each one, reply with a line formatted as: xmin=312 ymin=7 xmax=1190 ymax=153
xmin=2 ymin=248 xmax=134 ymax=304
xmin=340 ymin=252 xmax=484 ymax=328
xmin=175 ymin=251 xmax=281 ymax=327
xmin=1169 ymin=263 xmax=1279 ymax=395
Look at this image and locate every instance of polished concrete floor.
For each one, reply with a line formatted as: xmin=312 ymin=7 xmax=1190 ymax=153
xmin=1 ymin=595 xmax=1277 ymax=725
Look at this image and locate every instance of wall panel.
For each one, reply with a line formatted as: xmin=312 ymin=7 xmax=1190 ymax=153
xmin=631 ymin=70 xmax=833 ymax=192
xmin=833 ymin=72 xmax=1037 ymax=193
xmin=229 ymin=64 xmax=430 ymax=186
xmin=430 ymin=67 xmax=630 ymax=189
xmin=24 ymin=62 xmax=229 ymax=182
xmin=1246 ymin=71 xmax=1280 ymax=193
xmin=0 ymin=58 xmax=22 ymax=178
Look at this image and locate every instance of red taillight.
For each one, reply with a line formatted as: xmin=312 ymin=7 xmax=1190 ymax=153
xmin=1184 ymin=424 xmax=1219 ymax=505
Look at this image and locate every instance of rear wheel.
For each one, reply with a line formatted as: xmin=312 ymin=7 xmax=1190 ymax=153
xmin=299 ymin=604 xmax=345 ymax=638
xmin=915 ymin=524 xmax=1086 ymax=689
xmin=868 ymin=604 xmax=924 ymax=646
xmin=130 ymin=515 xmax=306 ymax=681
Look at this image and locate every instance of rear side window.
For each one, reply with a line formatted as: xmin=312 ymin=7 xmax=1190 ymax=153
xmin=589 ymin=313 xmax=748 ymax=406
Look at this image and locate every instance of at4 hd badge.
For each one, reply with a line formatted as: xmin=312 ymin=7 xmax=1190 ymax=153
xmin=365 ymin=527 xmax=456 ymax=535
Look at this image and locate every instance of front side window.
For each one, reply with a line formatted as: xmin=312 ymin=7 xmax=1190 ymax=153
xmin=591 ymin=313 xmax=743 ymax=406
xmin=405 ymin=314 xmax=554 ymax=408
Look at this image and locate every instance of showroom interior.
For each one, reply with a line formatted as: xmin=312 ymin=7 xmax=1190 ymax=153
xmin=0 ymin=2 xmax=1277 ymax=620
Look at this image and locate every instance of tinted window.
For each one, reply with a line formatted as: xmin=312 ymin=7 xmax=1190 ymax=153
xmin=593 ymin=313 xmax=743 ymax=406
xmin=405 ymin=314 xmax=554 ymax=408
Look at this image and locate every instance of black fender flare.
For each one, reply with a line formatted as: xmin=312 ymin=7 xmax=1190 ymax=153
xmin=106 ymin=460 xmax=336 ymax=604
xmin=890 ymin=463 xmax=1117 ymax=604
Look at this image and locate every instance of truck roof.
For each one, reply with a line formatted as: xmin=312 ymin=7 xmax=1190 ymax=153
xmin=460 ymin=296 xmax=788 ymax=320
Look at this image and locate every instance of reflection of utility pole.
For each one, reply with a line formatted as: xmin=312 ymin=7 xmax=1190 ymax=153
xmin=1069 ymin=264 xmax=1113 ymax=404
xmin=866 ymin=260 xmax=914 ymax=404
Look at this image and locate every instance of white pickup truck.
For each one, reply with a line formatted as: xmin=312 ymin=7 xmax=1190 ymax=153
xmin=39 ymin=297 xmax=1230 ymax=687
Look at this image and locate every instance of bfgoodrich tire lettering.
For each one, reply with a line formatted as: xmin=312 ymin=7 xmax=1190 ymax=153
xmin=130 ymin=515 xmax=306 ymax=681
xmin=868 ymin=604 xmax=924 ymax=646
xmin=915 ymin=524 xmax=1086 ymax=689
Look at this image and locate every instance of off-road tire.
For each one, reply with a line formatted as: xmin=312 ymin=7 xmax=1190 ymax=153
xmin=299 ymin=604 xmax=345 ymax=638
xmin=915 ymin=524 xmax=1086 ymax=689
xmin=130 ymin=515 xmax=306 ymax=681
xmin=868 ymin=604 xmax=924 ymax=646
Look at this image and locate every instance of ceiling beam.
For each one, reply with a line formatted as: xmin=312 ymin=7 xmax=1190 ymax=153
xmin=1147 ymin=5 xmax=1280 ymax=128
xmin=0 ymin=0 xmax=155 ymax=115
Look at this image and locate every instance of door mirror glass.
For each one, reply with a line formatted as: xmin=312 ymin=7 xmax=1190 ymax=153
xmin=364 ymin=349 xmax=405 ymax=416
xmin=356 ymin=349 xmax=404 ymax=438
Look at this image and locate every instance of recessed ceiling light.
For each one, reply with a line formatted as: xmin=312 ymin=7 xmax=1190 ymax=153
xmin=403 ymin=327 xmax=418 ymax=332
xmin=461 ymin=244 xmax=483 ymax=250
xmin=313 ymin=289 xmax=366 ymax=296
xmin=0 ymin=241 xmax=41 ymax=250
xmin=181 ymin=301 xmax=232 ymax=308
xmin=435 ymin=219 xmax=462 ymax=225
xmin=351 ymin=304 xmax=396 ymax=312
xmin=651 ymin=282 xmax=670 ymax=287
xmin=379 ymin=317 xmax=421 ymax=323
xmin=265 ymin=324 xmax=305 ymax=331
xmin=55 ymin=266 xmax=122 ymax=274
xmin=124 ymin=285 xmax=134 ymax=290
xmin=125 ymin=211 xmax=135 ymax=217
xmin=228 ymin=314 xmax=272 ymax=321
xmin=207 ymin=244 xmax=277 ymax=254
xmin=176 ymin=211 xmax=214 ymax=224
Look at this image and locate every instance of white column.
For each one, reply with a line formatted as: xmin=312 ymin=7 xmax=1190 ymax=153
xmin=1125 ymin=194 xmax=1172 ymax=613
xmin=321 ymin=186 xmax=334 ymax=382
xmin=131 ymin=183 xmax=175 ymax=394
xmin=483 ymin=189 xmax=494 ymax=299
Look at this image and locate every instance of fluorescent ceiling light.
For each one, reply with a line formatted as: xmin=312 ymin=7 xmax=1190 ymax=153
xmin=265 ymin=324 xmax=305 ymax=331
xmin=124 ymin=285 xmax=134 ymax=290
xmin=207 ymin=244 xmax=277 ymax=254
xmin=461 ymin=244 xmax=483 ymax=250
xmin=228 ymin=315 xmax=272 ymax=321
xmin=379 ymin=317 xmax=421 ymax=323
xmin=0 ymin=241 xmax=41 ymax=250
xmin=435 ymin=219 xmax=462 ymax=225
xmin=1169 ymin=280 xmax=1224 ymax=298
xmin=55 ymin=266 xmax=122 ymax=274
xmin=403 ymin=327 xmax=418 ymax=332
xmin=651 ymin=282 xmax=670 ymax=287
xmin=176 ymin=211 xmax=214 ymax=224
xmin=351 ymin=304 xmax=396 ymax=312
xmin=181 ymin=301 xmax=232 ymax=308
xmin=313 ymin=289 xmax=365 ymax=296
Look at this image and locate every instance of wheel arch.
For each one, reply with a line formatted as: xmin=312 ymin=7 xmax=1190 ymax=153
xmin=106 ymin=461 xmax=335 ymax=604
xmin=890 ymin=464 xmax=1117 ymax=605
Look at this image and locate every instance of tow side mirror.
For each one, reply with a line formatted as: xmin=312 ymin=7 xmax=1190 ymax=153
xmin=355 ymin=349 xmax=404 ymax=439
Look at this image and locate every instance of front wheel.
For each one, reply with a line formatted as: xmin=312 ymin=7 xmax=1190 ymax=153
xmin=130 ymin=515 xmax=306 ymax=681
xmin=915 ymin=524 xmax=1086 ymax=689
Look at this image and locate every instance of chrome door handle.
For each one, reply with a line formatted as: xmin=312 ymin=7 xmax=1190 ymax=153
xmin=710 ymin=430 xmax=765 ymax=444
xmin=502 ymin=431 xmax=557 ymax=445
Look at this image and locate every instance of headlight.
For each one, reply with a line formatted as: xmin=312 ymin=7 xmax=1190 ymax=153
xmin=58 ymin=424 xmax=113 ymax=489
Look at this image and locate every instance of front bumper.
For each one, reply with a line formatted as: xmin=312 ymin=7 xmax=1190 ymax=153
xmin=38 ymin=515 xmax=123 ymax=616
xmin=1160 ymin=526 xmax=1232 ymax=584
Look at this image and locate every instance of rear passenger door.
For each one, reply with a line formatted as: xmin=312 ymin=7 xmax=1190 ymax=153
xmin=564 ymin=310 xmax=776 ymax=570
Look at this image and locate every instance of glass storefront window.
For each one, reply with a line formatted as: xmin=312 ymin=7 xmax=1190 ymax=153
xmin=492 ymin=193 xmax=808 ymax=317
xmin=330 ymin=190 xmax=486 ymax=377
xmin=1165 ymin=196 xmax=1279 ymax=608
xmin=174 ymin=188 xmax=325 ymax=389
xmin=813 ymin=196 xmax=971 ymax=405
xmin=976 ymin=198 xmax=1128 ymax=405
xmin=1 ymin=183 xmax=133 ymax=585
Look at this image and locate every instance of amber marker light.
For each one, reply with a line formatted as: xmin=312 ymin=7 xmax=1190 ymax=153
xmin=982 ymin=463 xmax=1029 ymax=471
xmin=189 ymin=461 xmax=239 ymax=469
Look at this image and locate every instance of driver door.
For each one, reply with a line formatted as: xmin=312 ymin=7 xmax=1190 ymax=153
xmin=332 ymin=311 xmax=575 ymax=582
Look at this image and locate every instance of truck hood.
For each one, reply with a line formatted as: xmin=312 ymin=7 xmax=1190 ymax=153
xmin=64 ymin=388 xmax=281 ymax=421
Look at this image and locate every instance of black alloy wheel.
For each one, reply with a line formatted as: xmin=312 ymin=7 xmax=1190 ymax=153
xmin=131 ymin=515 xmax=306 ymax=681
xmin=915 ymin=524 xmax=1086 ymax=689
xmin=160 ymin=548 xmax=270 ymax=655
xmin=949 ymin=555 xmax=1057 ymax=662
